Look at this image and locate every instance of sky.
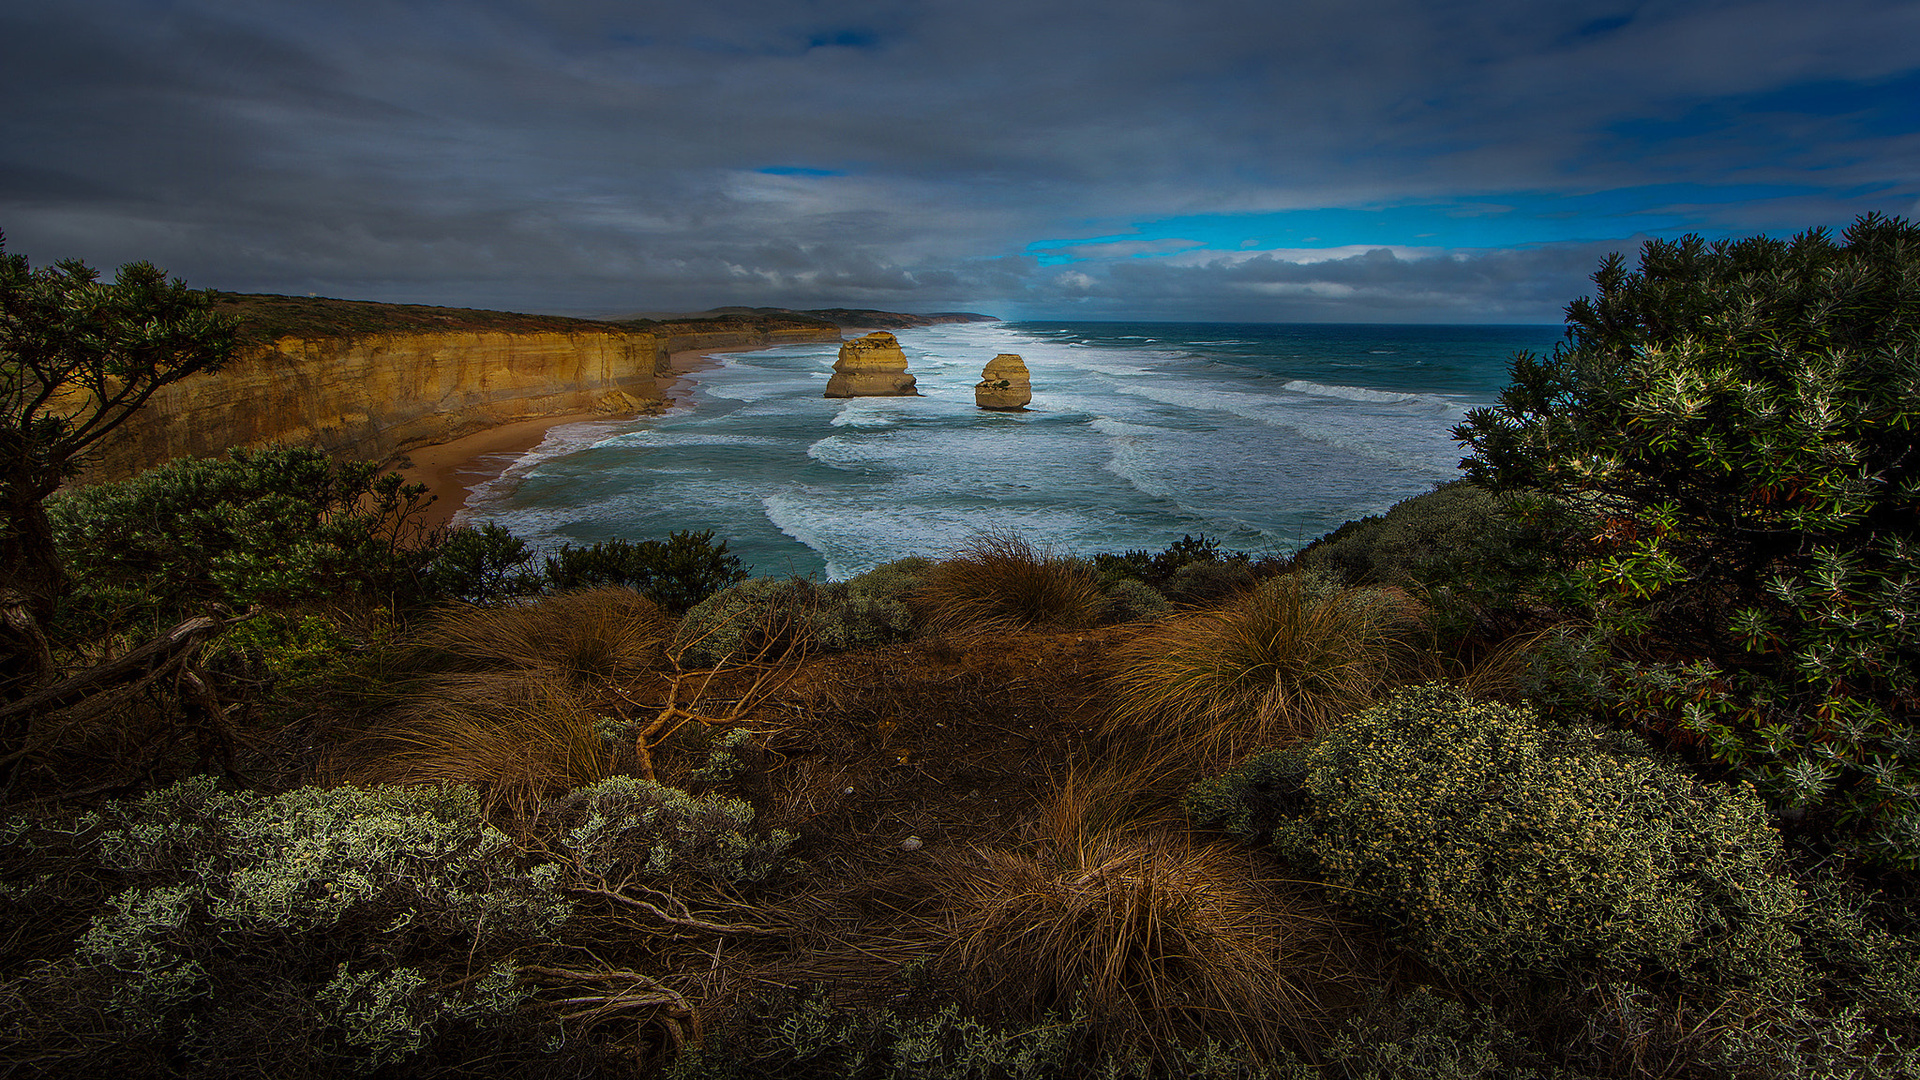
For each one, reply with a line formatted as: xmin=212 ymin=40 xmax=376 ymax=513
xmin=3 ymin=1 xmax=1918 ymax=324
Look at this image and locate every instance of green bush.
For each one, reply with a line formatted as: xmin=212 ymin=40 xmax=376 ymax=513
xmin=426 ymin=521 xmax=535 ymax=603
xmin=1454 ymin=215 xmax=1920 ymax=867
xmin=1099 ymin=577 xmax=1173 ymax=623
xmin=550 ymin=775 xmax=794 ymax=886
xmin=1189 ymin=685 xmax=1804 ymax=992
xmin=1093 ymin=534 xmax=1250 ymax=596
xmin=2 ymin=778 xmax=565 ymax=1074
xmin=48 ymin=446 xmax=437 ymax=631
xmin=209 ymin=610 xmax=373 ymax=699
xmin=674 ymin=560 xmax=929 ymax=666
xmin=666 ymin=991 xmax=1305 ymax=1080
xmin=540 ymin=530 xmax=747 ymax=614
xmin=1290 ymin=483 xmax=1500 ymax=589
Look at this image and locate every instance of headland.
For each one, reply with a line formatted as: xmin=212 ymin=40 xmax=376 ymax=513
xmin=79 ymin=293 xmax=996 ymax=528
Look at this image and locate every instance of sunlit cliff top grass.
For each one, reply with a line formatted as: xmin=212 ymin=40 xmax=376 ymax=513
xmin=211 ymin=291 xmax=844 ymax=343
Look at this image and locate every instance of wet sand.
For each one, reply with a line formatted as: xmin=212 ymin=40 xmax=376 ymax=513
xmin=395 ymin=348 xmax=729 ymax=530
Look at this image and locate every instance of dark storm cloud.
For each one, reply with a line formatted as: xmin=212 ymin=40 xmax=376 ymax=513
xmin=3 ymin=0 xmax=1916 ymax=320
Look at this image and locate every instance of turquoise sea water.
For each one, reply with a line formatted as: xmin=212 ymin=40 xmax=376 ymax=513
xmin=458 ymin=321 xmax=1564 ymax=580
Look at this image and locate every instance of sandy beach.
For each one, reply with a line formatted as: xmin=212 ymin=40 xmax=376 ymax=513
xmin=395 ymin=348 xmax=733 ymax=531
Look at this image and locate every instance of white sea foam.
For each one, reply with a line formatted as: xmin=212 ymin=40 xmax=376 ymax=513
xmin=1280 ymin=378 xmax=1464 ymax=412
xmin=461 ymin=319 xmax=1533 ymax=577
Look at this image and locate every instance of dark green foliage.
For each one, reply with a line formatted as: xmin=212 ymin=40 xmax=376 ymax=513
xmin=1193 ymin=685 xmax=1804 ymax=993
xmin=1288 ymin=482 xmax=1576 ymax=645
xmin=426 ymin=522 xmax=536 ymax=603
xmin=1099 ymin=577 xmax=1173 ymax=623
xmin=1094 ymin=534 xmax=1251 ymax=599
xmin=540 ymin=530 xmax=747 ymax=615
xmin=1291 ymin=482 xmax=1498 ymax=589
xmin=2 ymin=238 xmax=239 ymax=694
xmin=666 ymin=991 xmax=1306 ymax=1080
xmin=48 ymin=446 xmax=436 ymax=632
xmin=1164 ymin=559 xmax=1256 ymax=605
xmin=1454 ymin=214 xmax=1920 ymax=867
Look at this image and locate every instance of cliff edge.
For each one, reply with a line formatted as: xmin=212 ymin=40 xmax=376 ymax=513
xmin=79 ymin=295 xmax=844 ymax=484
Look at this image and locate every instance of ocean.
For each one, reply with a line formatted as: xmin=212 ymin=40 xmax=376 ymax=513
xmin=458 ymin=321 xmax=1565 ymax=580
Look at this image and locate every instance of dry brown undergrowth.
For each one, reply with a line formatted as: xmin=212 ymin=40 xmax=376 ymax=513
xmin=929 ymin=769 xmax=1364 ymax=1063
xmin=914 ymin=532 xmax=1108 ymax=637
xmin=1105 ymin=575 xmax=1422 ymax=760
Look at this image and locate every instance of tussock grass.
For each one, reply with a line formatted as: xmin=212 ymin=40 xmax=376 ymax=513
xmin=916 ymin=532 xmax=1107 ymax=636
xmin=933 ymin=771 xmax=1355 ymax=1061
xmin=346 ymin=672 xmax=619 ymax=818
xmin=416 ymin=586 xmax=669 ymax=683
xmin=1105 ymin=575 xmax=1418 ymax=759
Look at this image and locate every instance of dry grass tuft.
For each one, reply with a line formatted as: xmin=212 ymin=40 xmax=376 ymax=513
xmin=415 ymin=586 xmax=670 ymax=684
xmin=1105 ymin=575 xmax=1418 ymax=760
xmin=916 ymin=531 xmax=1107 ymax=636
xmin=933 ymin=771 xmax=1355 ymax=1061
xmin=345 ymin=672 xmax=619 ymax=818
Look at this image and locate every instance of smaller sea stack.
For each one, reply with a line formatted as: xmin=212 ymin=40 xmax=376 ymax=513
xmin=824 ymin=332 xmax=919 ymax=397
xmin=974 ymin=353 xmax=1032 ymax=410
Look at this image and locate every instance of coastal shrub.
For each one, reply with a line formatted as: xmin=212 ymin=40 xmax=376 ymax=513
xmin=673 ymin=562 xmax=927 ymax=666
xmin=1290 ymin=483 xmax=1499 ymax=589
xmin=1189 ymin=685 xmax=1805 ymax=993
xmin=539 ymin=530 xmax=747 ymax=614
xmin=1454 ymin=215 xmax=1920 ymax=867
xmin=667 ymin=991 xmax=1320 ymax=1080
xmin=1106 ymin=576 xmax=1417 ymax=758
xmin=1092 ymin=533 xmax=1250 ymax=594
xmin=208 ymin=610 xmax=371 ymax=701
xmin=1099 ymin=577 xmax=1172 ymax=623
xmin=917 ymin=532 xmax=1107 ymax=635
xmin=425 ymin=522 xmax=536 ymax=603
xmin=549 ymin=775 xmax=794 ymax=887
xmin=934 ymin=777 xmax=1353 ymax=1064
xmin=47 ymin=446 xmax=438 ymax=632
xmin=1 ymin=778 xmax=564 ymax=1075
xmin=1164 ymin=558 xmax=1256 ymax=605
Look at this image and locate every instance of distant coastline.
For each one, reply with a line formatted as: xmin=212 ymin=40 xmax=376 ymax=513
xmin=84 ymin=294 xmax=995 ymax=502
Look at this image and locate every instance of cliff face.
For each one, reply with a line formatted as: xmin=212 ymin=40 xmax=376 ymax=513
xmin=82 ymin=329 xmax=662 ymax=484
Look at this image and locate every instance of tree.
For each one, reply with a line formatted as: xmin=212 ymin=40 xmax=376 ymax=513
xmin=1 ymin=233 xmax=238 ymax=693
xmin=1454 ymin=214 xmax=1920 ymax=866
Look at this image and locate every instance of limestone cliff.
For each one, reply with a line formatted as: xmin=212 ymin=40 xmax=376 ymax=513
xmin=81 ymin=329 xmax=662 ymax=484
xmin=823 ymin=332 xmax=919 ymax=398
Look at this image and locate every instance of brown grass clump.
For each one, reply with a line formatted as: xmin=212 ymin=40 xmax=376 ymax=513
xmin=1105 ymin=575 xmax=1418 ymax=760
xmin=933 ymin=772 xmax=1355 ymax=1062
xmin=916 ymin=532 xmax=1107 ymax=636
xmin=346 ymin=672 xmax=619 ymax=818
xmin=415 ymin=586 xmax=670 ymax=684
xmin=334 ymin=590 xmax=667 ymax=817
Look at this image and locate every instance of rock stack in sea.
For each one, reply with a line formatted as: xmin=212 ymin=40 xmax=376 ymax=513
xmin=823 ymin=332 xmax=919 ymax=397
xmin=974 ymin=353 xmax=1032 ymax=410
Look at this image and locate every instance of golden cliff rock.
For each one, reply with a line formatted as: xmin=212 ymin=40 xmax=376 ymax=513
xmin=81 ymin=329 xmax=661 ymax=483
xmin=823 ymin=332 xmax=919 ymax=398
xmin=975 ymin=353 xmax=1033 ymax=410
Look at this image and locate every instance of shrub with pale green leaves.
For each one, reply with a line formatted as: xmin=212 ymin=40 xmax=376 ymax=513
xmin=1189 ymin=685 xmax=1804 ymax=993
xmin=552 ymin=775 xmax=795 ymax=886
xmin=3 ymin=778 xmax=563 ymax=1074
xmin=674 ymin=560 xmax=929 ymax=666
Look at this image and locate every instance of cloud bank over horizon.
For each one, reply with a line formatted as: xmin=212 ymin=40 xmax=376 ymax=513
xmin=4 ymin=1 xmax=1917 ymax=323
